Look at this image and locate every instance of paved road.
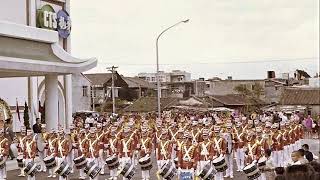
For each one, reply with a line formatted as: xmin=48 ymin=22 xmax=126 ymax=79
xmin=6 ymin=139 xmax=319 ymax=180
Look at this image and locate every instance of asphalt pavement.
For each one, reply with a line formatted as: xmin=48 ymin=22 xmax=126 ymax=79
xmin=6 ymin=139 xmax=319 ymax=180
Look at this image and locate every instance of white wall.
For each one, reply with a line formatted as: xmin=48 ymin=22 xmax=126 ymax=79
xmin=0 ymin=0 xmax=27 ymax=25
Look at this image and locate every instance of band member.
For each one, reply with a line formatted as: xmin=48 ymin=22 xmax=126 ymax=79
xmin=105 ymin=124 xmax=119 ymax=180
xmin=212 ymin=125 xmax=227 ymax=180
xmin=223 ymin=123 xmax=234 ymax=178
xmin=177 ymin=131 xmax=198 ymax=180
xmin=78 ymin=129 xmax=89 ymax=179
xmin=87 ymin=127 xmax=100 ymax=180
xmin=17 ymin=126 xmax=27 ymax=177
xmin=233 ymin=121 xmax=246 ymax=172
xmin=156 ymin=128 xmax=173 ymax=173
xmin=69 ymin=124 xmax=78 ymax=173
xmin=47 ymin=130 xmax=58 ymax=178
xmin=271 ymin=123 xmax=284 ymax=167
xmin=197 ymin=128 xmax=214 ymax=175
xmin=57 ymin=129 xmax=71 ymax=180
xmin=137 ymin=125 xmax=152 ymax=180
xmin=24 ymin=129 xmax=37 ymax=180
xmin=95 ymin=123 xmax=106 ymax=175
xmin=37 ymin=124 xmax=47 ymax=172
xmin=0 ymin=127 xmax=9 ymax=180
xmin=118 ymin=126 xmax=136 ymax=180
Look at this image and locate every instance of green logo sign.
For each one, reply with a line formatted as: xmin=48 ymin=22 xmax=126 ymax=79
xmin=37 ymin=5 xmax=57 ymax=30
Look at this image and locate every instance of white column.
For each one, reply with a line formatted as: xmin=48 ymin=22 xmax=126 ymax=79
xmin=64 ymin=74 xmax=72 ymax=130
xmin=27 ymin=77 xmax=36 ymax=127
xmin=45 ymin=74 xmax=59 ymax=132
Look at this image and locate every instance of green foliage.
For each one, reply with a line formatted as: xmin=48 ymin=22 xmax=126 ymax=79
xmin=234 ymin=82 xmax=264 ymax=113
xmin=23 ymin=102 xmax=30 ymax=129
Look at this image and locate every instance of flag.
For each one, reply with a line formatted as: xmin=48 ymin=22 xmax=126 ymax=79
xmin=16 ymin=99 xmax=21 ymax=122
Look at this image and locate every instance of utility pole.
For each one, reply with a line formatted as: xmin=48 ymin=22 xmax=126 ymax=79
xmin=107 ymin=66 xmax=118 ymax=114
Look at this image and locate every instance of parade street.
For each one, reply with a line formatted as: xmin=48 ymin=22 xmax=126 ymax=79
xmin=6 ymin=139 xmax=319 ymax=180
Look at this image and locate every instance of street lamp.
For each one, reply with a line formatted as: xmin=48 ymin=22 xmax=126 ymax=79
xmin=156 ymin=19 xmax=189 ymax=120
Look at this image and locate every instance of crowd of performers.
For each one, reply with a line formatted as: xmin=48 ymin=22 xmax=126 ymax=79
xmin=0 ymin=111 xmax=308 ymax=180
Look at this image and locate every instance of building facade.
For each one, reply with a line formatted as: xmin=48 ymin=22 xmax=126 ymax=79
xmin=0 ymin=0 xmax=97 ymax=132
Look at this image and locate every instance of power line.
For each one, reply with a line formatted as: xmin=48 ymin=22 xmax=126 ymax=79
xmin=97 ymin=57 xmax=318 ymax=66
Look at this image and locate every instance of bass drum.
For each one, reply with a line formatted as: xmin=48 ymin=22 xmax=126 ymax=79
xmin=198 ymin=162 xmax=216 ymax=180
xmin=212 ymin=155 xmax=227 ymax=172
xmin=120 ymin=162 xmax=136 ymax=180
xmin=258 ymin=157 xmax=267 ymax=170
xmin=43 ymin=155 xmax=56 ymax=169
xmin=243 ymin=163 xmax=261 ymax=180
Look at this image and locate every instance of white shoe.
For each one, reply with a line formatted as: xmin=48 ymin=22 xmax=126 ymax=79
xmin=52 ymin=175 xmax=56 ymax=178
xmin=79 ymin=177 xmax=86 ymax=180
xmin=47 ymin=175 xmax=52 ymax=178
xmin=236 ymin=169 xmax=241 ymax=172
xmin=100 ymin=171 xmax=105 ymax=175
xmin=230 ymin=175 xmax=234 ymax=178
xmin=224 ymin=175 xmax=230 ymax=178
xmin=18 ymin=174 xmax=25 ymax=177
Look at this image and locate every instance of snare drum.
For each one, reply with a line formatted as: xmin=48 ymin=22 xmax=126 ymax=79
xmin=258 ymin=157 xmax=267 ymax=170
xmin=138 ymin=156 xmax=152 ymax=170
xmin=120 ymin=162 xmax=136 ymax=180
xmin=24 ymin=162 xmax=41 ymax=177
xmin=84 ymin=161 xmax=101 ymax=179
xmin=16 ymin=155 xmax=24 ymax=168
xmin=105 ymin=155 xmax=120 ymax=170
xmin=243 ymin=163 xmax=261 ymax=180
xmin=159 ymin=161 xmax=176 ymax=180
xmin=180 ymin=171 xmax=193 ymax=180
xmin=54 ymin=161 xmax=72 ymax=178
xmin=73 ymin=155 xmax=88 ymax=169
xmin=198 ymin=162 xmax=216 ymax=180
xmin=212 ymin=155 xmax=227 ymax=172
xmin=43 ymin=155 xmax=56 ymax=169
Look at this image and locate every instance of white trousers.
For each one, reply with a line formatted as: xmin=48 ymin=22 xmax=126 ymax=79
xmin=257 ymin=172 xmax=266 ymax=180
xmin=225 ymin=153 xmax=233 ymax=177
xmin=272 ymin=150 xmax=284 ymax=167
xmin=87 ymin=158 xmax=99 ymax=180
xmin=109 ymin=168 xmax=118 ymax=180
xmin=141 ymin=170 xmax=150 ymax=180
xmin=38 ymin=150 xmax=46 ymax=171
xmin=57 ymin=157 xmax=67 ymax=180
xmin=215 ymin=172 xmax=224 ymax=180
xmin=283 ymin=146 xmax=290 ymax=165
xmin=235 ymin=148 xmax=245 ymax=170
xmin=98 ymin=149 xmax=105 ymax=174
xmin=25 ymin=158 xmax=35 ymax=180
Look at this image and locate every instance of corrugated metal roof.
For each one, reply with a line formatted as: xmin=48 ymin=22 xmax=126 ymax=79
xmin=280 ymin=88 xmax=320 ymax=105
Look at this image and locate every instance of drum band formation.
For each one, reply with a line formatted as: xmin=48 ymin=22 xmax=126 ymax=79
xmin=0 ymin=111 xmax=305 ymax=180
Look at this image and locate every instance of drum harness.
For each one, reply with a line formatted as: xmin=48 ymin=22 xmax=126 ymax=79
xmin=122 ymin=130 xmax=136 ymax=157
xmin=182 ymin=145 xmax=194 ymax=162
xmin=192 ymin=128 xmax=203 ymax=144
xmin=160 ymin=140 xmax=169 ymax=160
xmin=0 ymin=138 xmax=7 ymax=155
xmin=200 ymin=141 xmax=211 ymax=161
xmin=213 ymin=138 xmax=222 ymax=154
xmin=19 ymin=136 xmax=27 ymax=151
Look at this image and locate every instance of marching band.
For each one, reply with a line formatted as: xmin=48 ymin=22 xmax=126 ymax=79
xmin=0 ymin=111 xmax=307 ymax=180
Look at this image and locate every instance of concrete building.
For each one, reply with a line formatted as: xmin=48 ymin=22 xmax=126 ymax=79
xmin=72 ymin=73 xmax=92 ymax=113
xmin=138 ymin=70 xmax=191 ymax=83
xmin=0 ymin=0 xmax=97 ymax=132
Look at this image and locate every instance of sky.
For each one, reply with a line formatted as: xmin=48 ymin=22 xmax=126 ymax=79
xmin=70 ymin=0 xmax=319 ymax=79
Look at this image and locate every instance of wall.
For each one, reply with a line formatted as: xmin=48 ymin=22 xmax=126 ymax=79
xmin=264 ymin=81 xmax=285 ymax=104
xmin=0 ymin=0 xmax=27 ymax=25
xmin=311 ymin=105 xmax=320 ymax=117
xmin=208 ymin=80 xmax=265 ymax=96
xmin=72 ymin=73 xmax=91 ymax=113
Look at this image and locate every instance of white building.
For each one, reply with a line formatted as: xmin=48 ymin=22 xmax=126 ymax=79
xmin=0 ymin=0 xmax=97 ymax=132
xmin=138 ymin=70 xmax=191 ymax=83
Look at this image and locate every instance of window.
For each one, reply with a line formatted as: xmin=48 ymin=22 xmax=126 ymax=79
xmin=146 ymin=77 xmax=150 ymax=81
xmin=151 ymin=77 xmax=155 ymax=82
xmin=82 ymin=86 xmax=88 ymax=97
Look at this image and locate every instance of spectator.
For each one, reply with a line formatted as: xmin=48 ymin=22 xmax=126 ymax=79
xmin=262 ymin=149 xmax=276 ymax=180
xmin=274 ymin=167 xmax=285 ymax=180
xmin=288 ymin=150 xmax=308 ymax=165
xmin=297 ymin=149 xmax=309 ymax=164
xmin=32 ymin=118 xmax=42 ymax=133
xmin=285 ymin=164 xmax=316 ymax=180
xmin=302 ymin=144 xmax=314 ymax=162
xmin=304 ymin=115 xmax=313 ymax=139
xmin=309 ymin=161 xmax=320 ymax=179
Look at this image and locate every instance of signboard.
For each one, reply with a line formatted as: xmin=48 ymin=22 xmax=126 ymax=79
xmin=37 ymin=4 xmax=71 ymax=38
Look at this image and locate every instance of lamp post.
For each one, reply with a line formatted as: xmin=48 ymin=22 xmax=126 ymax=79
xmin=156 ymin=19 xmax=189 ymax=120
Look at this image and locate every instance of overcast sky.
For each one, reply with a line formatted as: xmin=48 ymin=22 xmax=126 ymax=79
xmin=70 ymin=0 xmax=319 ymax=79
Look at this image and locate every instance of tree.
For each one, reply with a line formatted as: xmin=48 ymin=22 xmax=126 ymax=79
xmin=234 ymin=83 xmax=264 ymax=114
xmin=23 ymin=101 xmax=30 ymax=129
